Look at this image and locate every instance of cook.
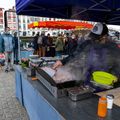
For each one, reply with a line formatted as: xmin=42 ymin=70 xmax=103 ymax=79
xmin=52 ymin=23 xmax=120 ymax=90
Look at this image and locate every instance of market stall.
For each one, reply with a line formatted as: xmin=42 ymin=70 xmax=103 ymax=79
xmin=16 ymin=0 xmax=120 ymax=25
xmin=15 ymin=0 xmax=120 ymax=120
xmin=15 ymin=65 xmax=120 ymax=120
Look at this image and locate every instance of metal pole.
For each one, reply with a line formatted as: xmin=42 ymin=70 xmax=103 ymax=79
xmin=17 ymin=15 xmax=21 ymax=63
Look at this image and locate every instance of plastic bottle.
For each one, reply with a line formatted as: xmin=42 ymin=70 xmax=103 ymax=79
xmin=97 ymin=97 xmax=107 ymax=118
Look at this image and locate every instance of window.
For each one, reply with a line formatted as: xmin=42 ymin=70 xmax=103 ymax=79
xmin=19 ymin=25 xmax=21 ymax=29
xmin=13 ymin=18 xmax=16 ymax=22
xmin=13 ymin=24 xmax=17 ymax=29
xmin=35 ymin=18 xmax=38 ymax=21
xmin=23 ymin=24 xmax=26 ymax=29
xmin=0 ymin=12 xmax=3 ymax=17
xmin=27 ymin=19 xmax=30 ymax=23
xmin=44 ymin=18 xmax=47 ymax=21
xmin=0 ymin=19 xmax=3 ymax=23
xmin=7 ymin=12 xmax=11 ymax=16
xmin=18 ymin=18 xmax=21 ymax=23
xmin=13 ymin=13 xmax=16 ymax=16
xmin=23 ymin=18 xmax=25 ymax=23
xmin=0 ymin=25 xmax=3 ymax=29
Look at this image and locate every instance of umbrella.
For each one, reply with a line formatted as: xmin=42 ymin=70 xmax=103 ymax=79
xmin=28 ymin=21 xmax=93 ymax=29
xmin=16 ymin=0 xmax=120 ymax=25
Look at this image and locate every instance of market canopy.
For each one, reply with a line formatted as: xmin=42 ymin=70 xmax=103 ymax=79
xmin=28 ymin=21 xmax=93 ymax=29
xmin=16 ymin=0 xmax=120 ymax=25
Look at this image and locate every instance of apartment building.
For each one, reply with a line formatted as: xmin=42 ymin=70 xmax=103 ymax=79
xmin=4 ymin=7 xmax=58 ymax=36
xmin=0 ymin=8 xmax=5 ymax=33
xmin=4 ymin=7 xmax=17 ymax=34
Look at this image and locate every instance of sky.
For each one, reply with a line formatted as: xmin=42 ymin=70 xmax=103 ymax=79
xmin=0 ymin=0 xmax=15 ymax=10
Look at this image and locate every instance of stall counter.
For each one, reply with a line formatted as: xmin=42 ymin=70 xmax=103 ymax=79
xmin=15 ymin=65 xmax=120 ymax=120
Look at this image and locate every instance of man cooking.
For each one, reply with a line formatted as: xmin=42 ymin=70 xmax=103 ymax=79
xmin=52 ymin=23 xmax=120 ymax=90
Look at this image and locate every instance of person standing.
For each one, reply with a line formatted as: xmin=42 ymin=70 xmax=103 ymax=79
xmin=42 ymin=33 xmax=48 ymax=57
xmin=66 ymin=34 xmax=78 ymax=56
xmin=37 ymin=33 xmax=43 ymax=57
xmin=0 ymin=33 xmax=4 ymax=53
xmin=53 ymin=23 xmax=120 ymax=92
xmin=55 ymin=34 xmax=64 ymax=57
xmin=2 ymin=27 xmax=14 ymax=72
xmin=46 ymin=33 xmax=53 ymax=57
xmin=0 ymin=33 xmax=4 ymax=67
xmin=13 ymin=32 xmax=19 ymax=64
xmin=33 ymin=32 xmax=39 ymax=55
xmin=78 ymin=33 xmax=84 ymax=45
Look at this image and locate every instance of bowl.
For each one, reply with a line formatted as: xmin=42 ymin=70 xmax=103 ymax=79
xmin=29 ymin=55 xmax=39 ymax=59
xmin=92 ymin=71 xmax=117 ymax=85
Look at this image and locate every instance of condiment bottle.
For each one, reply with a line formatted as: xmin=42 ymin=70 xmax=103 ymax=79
xmin=97 ymin=97 xmax=107 ymax=118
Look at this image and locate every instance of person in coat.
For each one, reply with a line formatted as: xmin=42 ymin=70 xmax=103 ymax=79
xmin=0 ymin=33 xmax=4 ymax=53
xmin=53 ymin=23 xmax=120 ymax=91
xmin=13 ymin=32 xmax=19 ymax=64
xmin=2 ymin=27 xmax=14 ymax=72
xmin=55 ymin=34 xmax=64 ymax=57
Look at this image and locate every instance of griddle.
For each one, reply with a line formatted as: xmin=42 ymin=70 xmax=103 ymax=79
xmin=67 ymin=86 xmax=94 ymax=101
xmin=36 ymin=68 xmax=76 ymax=98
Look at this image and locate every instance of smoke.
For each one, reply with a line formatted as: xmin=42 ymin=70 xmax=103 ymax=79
xmin=53 ymin=51 xmax=89 ymax=83
xmin=53 ymin=42 xmax=120 ymax=83
xmin=41 ymin=37 xmax=120 ymax=84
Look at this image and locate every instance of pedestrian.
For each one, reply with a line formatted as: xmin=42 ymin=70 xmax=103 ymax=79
xmin=0 ymin=33 xmax=4 ymax=68
xmin=13 ymin=32 xmax=19 ymax=64
xmin=2 ymin=27 xmax=14 ymax=72
xmin=37 ymin=33 xmax=43 ymax=57
xmin=46 ymin=33 xmax=53 ymax=57
xmin=66 ymin=34 xmax=78 ymax=56
xmin=42 ymin=33 xmax=48 ymax=57
xmin=33 ymin=32 xmax=39 ymax=55
xmin=78 ymin=33 xmax=84 ymax=45
xmin=63 ymin=33 xmax=70 ymax=55
xmin=0 ymin=33 xmax=4 ymax=53
xmin=55 ymin=34 xmax=64 ymax=57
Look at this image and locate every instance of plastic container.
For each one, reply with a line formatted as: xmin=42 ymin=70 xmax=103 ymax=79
xmin=97 ymin=97 xmax=107 ymax=118
xmin=106 ymin=94 xmax=114 ymax=109
xmin=92 ymin=71 xmax=117 ymax=85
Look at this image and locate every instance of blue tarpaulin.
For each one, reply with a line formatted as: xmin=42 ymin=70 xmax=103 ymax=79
xmin=16 ymin=0 xmax=120 ymax=25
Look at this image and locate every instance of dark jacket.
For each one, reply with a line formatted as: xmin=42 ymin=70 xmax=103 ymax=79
xmin=62 ymin=40 xmax=120 ymax=77
xmin=13 ymin=36 xmax=18 ymax=50
xmin=55 ymin=36 xmax=64 ymax=51
xmin=33 ymin=36 xmax=39 ymax=50
xmin=0 ymin=34 xmax=4 ymax=53
xmin=2 ymin=33 xmax=14 ymax=52
xmin=42 ymin=36 xmax=48 ymax=47
xmin=62 ymin=40 xmax=90 ymax=65
xmin=65 ymin=38 xmax=78 ymax=56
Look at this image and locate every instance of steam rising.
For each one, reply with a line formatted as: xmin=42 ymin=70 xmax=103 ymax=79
xmin=53 ymin=42 xmax=120 ymax=83
xmin=42 ymin=41 xmax=120 ymax=84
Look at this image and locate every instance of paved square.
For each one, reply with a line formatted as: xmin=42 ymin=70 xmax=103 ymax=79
xmin=0 ymin=70 xmax=29 ymax=120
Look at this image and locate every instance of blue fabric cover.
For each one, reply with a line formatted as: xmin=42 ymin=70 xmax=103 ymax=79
xmin=16 ymin=0 xmax=120 ymax=25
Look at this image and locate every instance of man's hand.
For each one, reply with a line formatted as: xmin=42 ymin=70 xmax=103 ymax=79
xmin=52 ymin=60 xmax=63 ymax=70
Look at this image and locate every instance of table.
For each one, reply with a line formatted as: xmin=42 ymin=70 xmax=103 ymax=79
xmin=15 ymin=65 xmax=120 ymax=120
xmin=20 ymin=50 xmax=33 ymax=59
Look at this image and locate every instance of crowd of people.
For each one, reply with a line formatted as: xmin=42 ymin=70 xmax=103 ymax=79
xmin=0 ymin=27 xmax=18 ymax=72
xmin=32 ymin=31 xmax=86 ymax=57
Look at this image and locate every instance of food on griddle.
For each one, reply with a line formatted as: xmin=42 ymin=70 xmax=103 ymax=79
xmin=41 ymin=67 xmax=55 ymax=77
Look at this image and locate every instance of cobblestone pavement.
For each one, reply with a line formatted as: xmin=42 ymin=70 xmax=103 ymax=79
xmin=0 ymin=70 xmax=29 ymax=120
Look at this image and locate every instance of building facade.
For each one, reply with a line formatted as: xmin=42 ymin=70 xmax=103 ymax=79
xmin=4 ymin=7 xmax=94 ymax=36
xmin=4 ymin=7 xmax=60 ymax=36
xmin=4 ymin=7 xmax=17 ymax=34
xmin=0 ymin=8 xmax=5 ymax=33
